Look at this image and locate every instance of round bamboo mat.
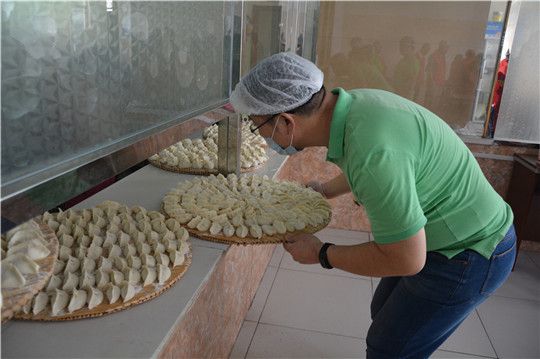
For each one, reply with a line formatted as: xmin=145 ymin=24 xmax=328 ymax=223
xmin=2 ymin=221 xmax=59 ymax=322
xmin=149 ymin=158 xmax=261 ymax=176
xmin=14 ymin=245 xmax=192 ymax=321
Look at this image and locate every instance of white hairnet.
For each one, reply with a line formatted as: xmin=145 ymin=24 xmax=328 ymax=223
xmin=230 ymin=52 xmax=324 ymax=115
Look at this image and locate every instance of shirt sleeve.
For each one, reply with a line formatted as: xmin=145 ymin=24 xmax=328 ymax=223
xmin=348 ymin=150 xmax=427 ymax=244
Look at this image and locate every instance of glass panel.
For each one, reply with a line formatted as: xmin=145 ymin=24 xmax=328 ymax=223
xmin=494 ymin=1 xmax=540 ymax=144
xmin=316 ymin=1 xmax=499 ymax=131
xmin=1 ymin=1 xmax=233 ymax=197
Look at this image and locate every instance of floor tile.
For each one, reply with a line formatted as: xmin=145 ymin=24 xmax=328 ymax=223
xmin=493 ymin=252 xmax=540 ymax=302
xmin=439 ymin=310 xmax=496 ymax=358
xmin=432 ymin=349 xmax=488 ymax=358
xmin=245 ymin=265 xmax=279 ymax=322
xmin=524 ymin=250 xmax=540 ymax=269
xmin=260 ymin=268 xmax=373 ymax=338
xmin=280 ymin=230 xmax=371 ymax=280
xmin=230 ymin=321 xmax=257 ymax=359
xmin=477 ymin=296 xmax=540 ymax=359
xmin=268 ymin=245 xmax=285 ymax=267
xmin=246 ymin=323 xmax=367 ymax=358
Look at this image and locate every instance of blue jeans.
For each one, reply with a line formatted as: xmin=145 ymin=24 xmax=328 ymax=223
xmin=367 ymin=225 xmax=517 ymax=359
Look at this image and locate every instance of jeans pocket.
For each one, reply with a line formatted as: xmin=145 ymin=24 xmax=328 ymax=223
xmin=480 ymin=241 xmax=516 ymax=295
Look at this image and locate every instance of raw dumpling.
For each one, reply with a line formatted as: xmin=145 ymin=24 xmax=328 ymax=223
xmin=64 ymin=256 xmax=80 ymax=273
xmin=5 ymin=254 xmax=39 ymax=274
xmin=95 ymin=269 xmax=110 ymax=289
xmin=118 ymin=231 xmax=131 ymax=247
xmin=121 ymin=244 xmax=137 ymax=257
xmin=141 ymin=266 xmax=157 ymax=286
xmin=196 ymin=218 xmax=211 ymax=232
xmin=98 ymin=257 xmax=113 ymax=272
xmin=136 ymin=242 xmax=151 ymax=255
xmin=114 ymin=257 xmax=129 ymax=272
xmin=261 ymin=224 xmax=276 ymax=236
xmin=157 ymin=264 xmax=171 ymax=285
xmin=87 ymin=287 xmax=104 ymax=309
xmin=152 ymin=242 xmax=165 ymax=254
xmin=87 ymin=245 xmax=103 ymax=260
xmin=111 ymin=270 xmax=124 ymax=286
xmin=108 ymin=244 xmax=122 ymax=259
xmin=169 ymin=251 xmax=185 ymax=267
xmin=60 ymin=234 xmax=74 ymax=248
xmin=53 ymin=259 xmax=65 ymax=275
xmin=46 ymin=274 xmax=63 ymax=292
xmin=68 ymin=289 xmax=87 ymax=313
xmin=91 ymin=235 xmax=104 ymax=247
xmin=235 ymin=225 xmax=249 ymax=238
xmin=120 ymin=281 xmax=136 ymax=302
xmin=62 ymin=272 xmax=79 ymax=292
xmin=155 ymin=253 xmax=170 ymax=266
xmin=50 ymin=289 xmax=69 ymax=316
xmin=123 ymin=268 xmax=140 ymax=284
xmin=127 ymin=255 xmax=142 ymax=269
xmin=1 ymin=262 xmax=25 ymax=288
xmin=32 ymin=292 xmax=49 ymax=315
xmin=80 ymin=257 xmax=96 ymax=273
xmin=105 ymin=284 xmax=121 ymax=304
xmin=222 ymin=223 xmax=235 ymax=237
xmin=7 ymin=239 xmax=51 ymax=260
xmin=249 ymin=225 xmax=263 ymax=239
xmin=141 ymin=254 xmax=156 ymax=267
xmin=58 ymin=245 xmax=72 ymax=261
xmin=79 ymin=271 xmax=96 ymax=290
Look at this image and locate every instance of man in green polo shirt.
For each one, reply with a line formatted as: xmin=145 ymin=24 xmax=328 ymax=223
xmin=231 ymin=52 xmax=516 ymax=359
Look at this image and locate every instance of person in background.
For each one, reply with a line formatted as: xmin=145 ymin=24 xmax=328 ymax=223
xmin=425 ymin=40 xmax=448 ymax=110
xmin=413 ymin=43 xmax=431 ymax=103
xmin=230 ymin=52 xmax=516 ymax=359
xmin=371 ymin=40 xmax=387 ymax=79
xmin=488 ymin=50 xmax=510 ymax=137
xmin=393 ymin=36 xmax=419 ymax=99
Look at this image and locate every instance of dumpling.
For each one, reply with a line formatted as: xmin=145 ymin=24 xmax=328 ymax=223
xmin=223 ymin=223 xmax=235 ymax=237
xmin=64 ymin=256 xmax=80 ymax=273
xmin=108 ymin=244 xmax=122 ymax=259
xmin=196 ymin=218 xmax=211 ymax=232
xmin=118 ymin=231 xmax=131 ymax=247
xmin=120 ymin=281 xmax=136 ymax=302
xmin=77 ymin=235 xmax=91 ymax=247
xmin=87 ymin=287 xmax=104 ymax=309
xmin=138 ymin=221 xmax=152 ymax=234
xmin=141 ymin=254 xmax=156 ymax=267
xmin=57 ymin=234 xmax=74 ymax=249
xmin=148 ymin=211 xmax=165 ymax=221
xmin=122 ymin=243 xmax=137 ymax=257
xmin=163 ymin=240 xmax=177 ymax=253
xmin=95 ymin=269 xmax=110 ymax=289
xmin=249 ymin=225 xmax=263 ymax=239
xmin=50 ymin=289 xmax=69 ymax=316
xmin=47 ymin=219 xmax=60 ymax=231
xmin=273 ymin=220 xmax=287 ymax=234
xmin=136 ymin=242 xmax=151 ymax=256
xmin=111 ymin=270 xmax=124 ymax=286
xmin=151 ymin=219 xmax=167 ymax=234
xmin=157 ymin=264 xmax=171 ymax=284
xmin=105 ymin=284 xmax=121 ymax=304
xmin=62 ymin=272 xmax=79 ymax=292
xmin=187 ymin=216 xmax=202 ymax=229
xmin=165 ymin=218 xmax=181 ymax=232
xmin=80 ymin=257 xmax=96 ymax=273
xmin=103 ymin=231 xmax=117 ymax=248
xmin=46 ymin=274 xmax=63 ymax=292
xmin=262 ymin=224 xmax=276 ymax=236
xmin=32 ymin=292 xmax=49 ymax=315
xmin=7 ymin=239 xmax=50 ymax=260
xmin=94 ymin=216 xmax=108 ymax=229
xmin=1 ymin=262 xmax=25 ymax=288
xmin=86 ymin=223 xmax=101 ymax=237
xmin=72 ymin=226 xmax=85 ymax=240
xmin=79 ymin=271 xmax=96 ymax=290
xmin=67 ymin=289 xmax=87 ymax=313
xmin=141 ymin=266 xmax=157 ymax=286
xmin=114 ymin=257 xmax=129 ymax=271
xmin=127 ymin=255 xmax=142 ymax=269
xmin=91 ymin=235 xmax=104 ymax=247
xmin=169 ymin=251 xmax=185 ymax=267
xmin=53 ymin=259 xmax=65 ymax=275
xmin=6 ymin=254 xmax=39 ymax=274
xmin=87 ymin=245 xmax=103 ymax=260
xmin=178 ymin=241 xmax=190 ymax=256
xmin=162 ymin=230 xmax=175 ymax=242
xmin=293 ymin=221 xmax=306 ymax=231
xmin=57 ymin=224 xmax=71 ymax=236
xmin=174 ymin=227 xmax=189 ymax=242
xmin=152 ymin=242 xmax=165 ymax=254
xmin=123 ymin=268 xmax=140 ymax=284
xmin=235 ymin=225 xmax=249 ymax=238
xmin=155 ymin=253 xmax=170 ymax=266
xmin=58 ymin=245 xmax=72 ymax=261
xmin=209 ymin=221 xmax=222 ymax=236
xmin=98 ymin=256 xmax=113 ymax=272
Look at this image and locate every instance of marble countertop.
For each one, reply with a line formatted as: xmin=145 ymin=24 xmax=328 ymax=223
xmin=1 ymin=150 xmax=287 ymax=358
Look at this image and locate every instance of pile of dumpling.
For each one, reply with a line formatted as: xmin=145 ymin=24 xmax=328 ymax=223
xmin=21 ymin=201 xmax=190 ymax=317
xmin=162 ymin=174 xmax=331 ymax=240
xmin=1 ymin=221 xmax=51 ymax=290
xmin=149 ymin=121 xmax=268 ymax=171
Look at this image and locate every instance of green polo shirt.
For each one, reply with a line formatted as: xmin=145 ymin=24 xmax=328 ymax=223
xmin=327 ymin=88 xmax=513 ymax=259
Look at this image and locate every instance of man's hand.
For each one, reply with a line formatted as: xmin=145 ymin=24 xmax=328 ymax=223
xmin=306 ymin=181 xmax=327 ymax=198
xmin=283 ymin=233 xmax=323 ymax=265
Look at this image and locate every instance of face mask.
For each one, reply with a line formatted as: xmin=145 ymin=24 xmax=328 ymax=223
xmin=265 ymin=118 xmax=302 ymax=156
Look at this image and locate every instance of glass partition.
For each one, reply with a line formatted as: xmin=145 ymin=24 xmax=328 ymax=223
xmin=316 ymin=1 xmax=506 ymax=134
xmin=1 ymin=1 xmax=234 ymax=198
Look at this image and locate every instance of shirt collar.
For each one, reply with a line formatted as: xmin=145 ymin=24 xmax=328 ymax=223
xmin=327 ymin=87 xmax=352 ymax=162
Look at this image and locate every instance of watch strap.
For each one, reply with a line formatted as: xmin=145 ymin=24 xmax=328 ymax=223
xmin=319 ymin=242 xmax=335 ymax=269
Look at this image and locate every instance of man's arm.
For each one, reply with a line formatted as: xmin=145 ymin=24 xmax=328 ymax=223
xmin=283 ymin=229 xmax=426 ymax=277
xmin=307 ymin=173 xmax=351 ymax=199
xmin=327 ymin=229 xmax=426 ymax=277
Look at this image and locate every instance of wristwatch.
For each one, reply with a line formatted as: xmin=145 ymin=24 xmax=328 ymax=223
xmin=319 ymin=242 xmax=335 ymax=269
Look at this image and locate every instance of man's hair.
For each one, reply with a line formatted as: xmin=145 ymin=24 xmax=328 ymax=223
xmin=287 ymin=85 xmax=326 ymax=117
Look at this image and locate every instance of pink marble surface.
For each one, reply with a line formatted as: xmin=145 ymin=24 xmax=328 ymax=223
xmin=159 ymin=244 xmax=275 ymax=359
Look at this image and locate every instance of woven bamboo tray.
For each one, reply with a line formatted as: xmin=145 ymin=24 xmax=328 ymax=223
xmin=149 ymin=158 xmax=262 ymax=176
xmin=14 ymin=245 xmax=192 ymax=321
xmin=2 ymin=221 xmax=59 ymax=322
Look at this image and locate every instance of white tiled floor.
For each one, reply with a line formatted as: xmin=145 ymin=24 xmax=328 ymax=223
xmin=231 ymin=229 xmax=540 ymax=359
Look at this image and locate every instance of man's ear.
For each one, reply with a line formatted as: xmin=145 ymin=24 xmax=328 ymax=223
xmin=279 ymin=113 xmax=296 ymax=136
